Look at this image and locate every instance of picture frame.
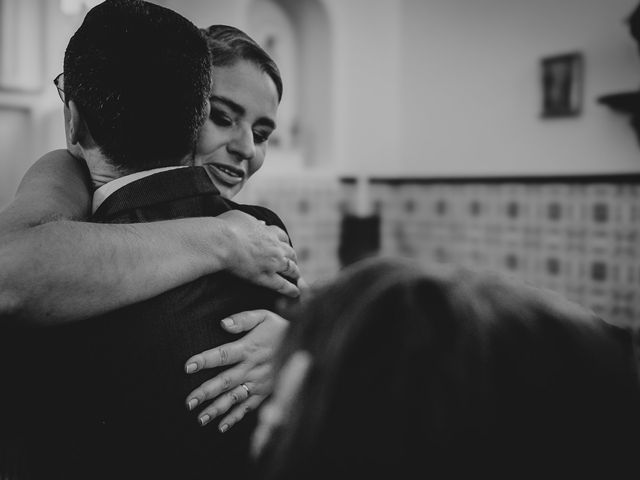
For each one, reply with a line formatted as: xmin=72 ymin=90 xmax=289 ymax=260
xmin=540 ymin=52 xmax=583 ymax=118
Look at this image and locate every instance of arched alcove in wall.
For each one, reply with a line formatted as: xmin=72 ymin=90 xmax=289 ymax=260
xmin=246 ymin=0 xmax=333 ymax=171
xmin=246 ymin=1 xmax=297 ymax=153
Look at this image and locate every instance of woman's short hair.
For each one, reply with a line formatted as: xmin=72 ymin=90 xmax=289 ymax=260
xmin=200 ymin=25 xmax=283 ymax=102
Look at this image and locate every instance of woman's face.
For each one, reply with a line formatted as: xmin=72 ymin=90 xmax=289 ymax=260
xmin=194 ymin=59 xmax=279 ymax=199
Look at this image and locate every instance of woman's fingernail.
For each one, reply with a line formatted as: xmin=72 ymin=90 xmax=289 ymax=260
xmin=219 ymin=423 xmax=229 ymax=433
xmin=199 ymin=414 xmax=210 ymax=426
xmin=221 ymin=318 xmax=234 ymax=329
xmin=185 ymin=363 xmax=198 ymax=374
xmin=187 ymin=398 xmax=198 ymax=410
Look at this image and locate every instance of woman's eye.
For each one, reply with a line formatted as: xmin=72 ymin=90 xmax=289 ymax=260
xmin=210 ymin=109 xmax=232 ymax=127
xmin=253 ymin=130 xmax=271 ymax=144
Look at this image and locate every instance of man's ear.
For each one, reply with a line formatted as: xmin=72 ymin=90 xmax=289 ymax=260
xmin=67 ymin=100 xmax=87 ymax=146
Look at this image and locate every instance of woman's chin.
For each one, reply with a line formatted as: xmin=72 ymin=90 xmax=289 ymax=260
xmin=202 ymin=168 xmax=243 ymax=199
xmin=215 ymin=182 xmax=242 ymax=200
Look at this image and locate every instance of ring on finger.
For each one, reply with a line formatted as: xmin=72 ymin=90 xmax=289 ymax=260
xmin=240 ymin=383 xmax=251 ymax=397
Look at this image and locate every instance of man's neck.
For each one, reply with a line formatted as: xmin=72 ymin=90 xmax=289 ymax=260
xmin=80 ymin=148 xmax=194 ymax=191
xmin=80 ymin=148 xmax=125 ymax=191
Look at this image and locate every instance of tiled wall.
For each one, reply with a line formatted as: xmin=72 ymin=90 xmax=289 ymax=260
xmin=237 ymin=174 xmax=342 ymax=287
xmin=343 ymin=178 xmax=640 ymax=329
xmin=241 ymin=175 xmax=640 ymax=329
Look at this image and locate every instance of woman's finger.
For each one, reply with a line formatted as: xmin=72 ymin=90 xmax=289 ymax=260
xmin=184 ymin=340 xmax=246 ymax=374
xmin=268 ymin=273 xmax=299 ymax=298
xmin=218 ymin=309 xmax=269 ymax=334
xmin=216 ymin=394 xmax=266 ymax=432
xmin=280 ymin=257 xmax=300 ymax=282
xmin=185 ymin=365 xmax=248 ymax=411
xmin=196 ymin=382 xmax=257 ymax=427
xmin=187 ymin=362 xmax=272 ymax=416
xmin=269 ymin=225 xmax=290 ymax=243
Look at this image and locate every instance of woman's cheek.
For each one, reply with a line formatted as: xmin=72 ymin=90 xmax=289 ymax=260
xmin=249 ymin=153 xmax=266 ymax=177
xmin=196 ymin=121 xmax=219 ymax=153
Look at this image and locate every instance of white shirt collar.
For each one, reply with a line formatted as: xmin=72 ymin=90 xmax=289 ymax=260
xmin=92 ymin=166 xmax=188 ymax=214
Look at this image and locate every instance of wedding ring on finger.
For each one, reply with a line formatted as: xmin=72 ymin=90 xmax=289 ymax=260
xmin=283 ymin=257 xmax=292 ymax=274
xmin=240 ymin=383 xmax=251 ymax=397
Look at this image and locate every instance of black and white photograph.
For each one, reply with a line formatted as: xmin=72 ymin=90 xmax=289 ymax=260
xmin=1 ymin=1 xmax=640 ymax=479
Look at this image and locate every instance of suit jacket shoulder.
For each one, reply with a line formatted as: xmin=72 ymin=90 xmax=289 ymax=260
xmin=43 ymin=166 xmax=286 ymax=480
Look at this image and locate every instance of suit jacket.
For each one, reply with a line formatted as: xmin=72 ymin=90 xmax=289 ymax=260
xmin=33 ymin=166 xmax=291 ymax=480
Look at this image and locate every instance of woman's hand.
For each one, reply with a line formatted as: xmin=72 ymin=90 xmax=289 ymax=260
xmin=218 ymin=210 xmax=300 ymax=298
xmin=184 ymin=309 xmax=289 ymax=432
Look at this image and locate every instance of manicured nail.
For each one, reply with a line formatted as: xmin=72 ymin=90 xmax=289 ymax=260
xmin=219 ymin=423 xmax=229 ymax=433
xmin=199 ymin=414 xmax=210 ymax=426
xmin=221 ymin=318 xmax=234 ymax=328
xmin=185 ymin=363 xmax=198 ymax=374
xmin=187 ymin=398 xmax=198 ymax=410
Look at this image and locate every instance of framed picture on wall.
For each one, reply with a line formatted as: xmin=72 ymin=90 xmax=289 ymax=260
xmin=540 ymin=52 xmax=583 ymax=118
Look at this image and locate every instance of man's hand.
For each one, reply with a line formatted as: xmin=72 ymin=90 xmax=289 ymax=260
xmin=219 ymin=210 xmax=300 ymax=298
xmin=184 ymin=309 xmax=289 ymax=432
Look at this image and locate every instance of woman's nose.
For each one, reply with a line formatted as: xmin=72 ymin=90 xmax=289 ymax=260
xmin=227 ymin=126 xmax=255 ymax=160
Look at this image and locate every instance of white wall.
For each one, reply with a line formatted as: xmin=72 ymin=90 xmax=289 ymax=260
xmin=322 ymin=0 xmax=402 ymax=176
xmin=160 ymin=0 xmax=251 ymax=30
xmin=2 ymin=0 xmax=640 ymax=211
xmin=395 ymin=0 xmax=640 ymax=176
xmin=0 ymin=108 xmax=31 ymax=207
xmin=0 ymin=0 xmax=80 ymax=207
xmin=285 ymin=0 xmax=640 ymax=177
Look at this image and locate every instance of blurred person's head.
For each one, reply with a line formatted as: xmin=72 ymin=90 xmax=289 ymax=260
xmin=195 ymin=25 xmax=283 ymax=199
xmin=61 ymin=0 xmax=211 ymax=178
xmin=253 ymin=257 xmax=640 ymax=479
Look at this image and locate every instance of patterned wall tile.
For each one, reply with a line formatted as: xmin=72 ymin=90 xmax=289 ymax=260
xmin=237 ymin=175 xmax=342 ymax=287
xmin=240 ymin=176 xmax=640 ymax=328
xmin=354 ymin=178 xmax=640 ymax=328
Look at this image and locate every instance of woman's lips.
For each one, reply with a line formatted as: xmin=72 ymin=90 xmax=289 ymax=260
xmin=209 ymin=163 xmax=245 ymax=186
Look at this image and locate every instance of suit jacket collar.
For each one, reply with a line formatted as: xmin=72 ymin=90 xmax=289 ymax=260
xmin=93 ymin=165 xmax=221 ymax=219
xmin=92 ymin=166 xmax=187 ymax=214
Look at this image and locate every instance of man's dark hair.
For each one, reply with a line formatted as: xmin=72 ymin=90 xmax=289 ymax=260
xmin=201 ymin=25 xmax=283 ymax=102
xmin=64 ymin=0 xmax=211 ymax=172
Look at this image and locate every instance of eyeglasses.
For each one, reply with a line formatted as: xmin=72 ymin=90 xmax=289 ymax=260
xmin=53 ymin=72 xmax=65 ymax=104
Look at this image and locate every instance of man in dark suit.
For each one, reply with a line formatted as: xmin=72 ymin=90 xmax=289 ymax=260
xmin=17 ymin=1 xmax=295 ymax=479
xmin=48 ymin=169 xmax=292 ymax=480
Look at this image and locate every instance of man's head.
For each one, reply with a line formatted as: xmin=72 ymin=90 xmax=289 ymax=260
xmin=63 ymin=0 xmax=211 ymax=174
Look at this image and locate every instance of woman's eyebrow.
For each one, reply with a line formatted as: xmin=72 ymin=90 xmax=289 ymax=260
xmin=211 ymin=95 xmax=276 ymax=129
xmin=211 ymin=95 xmax=244 ymax=115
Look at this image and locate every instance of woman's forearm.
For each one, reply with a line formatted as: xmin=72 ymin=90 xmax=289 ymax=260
xmin=0 ymin=150 xmax=298 ymax=325
xmin=0 ymin=151 xmax=226 ymax=324
xmin=0 ymin=215 xmax=231 ymax=325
